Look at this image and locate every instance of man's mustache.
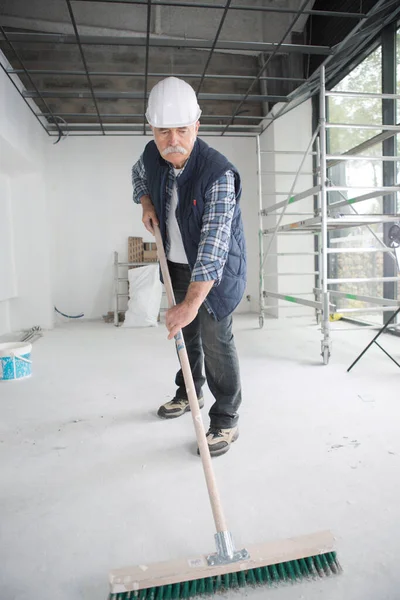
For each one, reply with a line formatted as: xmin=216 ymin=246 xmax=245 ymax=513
xmin=162 ymin=146 xmax=187 ymax=156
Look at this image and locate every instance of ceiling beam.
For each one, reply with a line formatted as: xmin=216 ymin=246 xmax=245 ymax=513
xmin=196 ymin=0 xmax=232 ymax=96
xmin=75 ymin=0 xmax=368 ymax=19
xmin=65 ymin=0 xmax=104 ymax=134
xmin=46 ymin=123 xmax=261 ymax=132
xmin=0 ymin=32 xmax=332 ymax=55
xmin=23 ymin=90 xmax=288 ymax=102
xmin=222 ymin=0 xmax=312 ymax=134
xmin=6 ymin=69 xmax=306 ymax=83
xmin=37 ymin=112 xmax=264 ymax=119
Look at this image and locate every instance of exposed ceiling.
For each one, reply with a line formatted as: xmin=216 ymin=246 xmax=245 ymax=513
xmin=0 ymin=0 xmax=399 ymax=139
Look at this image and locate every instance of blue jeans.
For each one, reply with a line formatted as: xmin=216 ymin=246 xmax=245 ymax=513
xmin=168 ymin=261 xmax=242 ymax=429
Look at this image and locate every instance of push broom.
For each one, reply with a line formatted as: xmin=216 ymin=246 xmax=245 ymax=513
xmin=108 ymin=224 xmax=341 ymax=599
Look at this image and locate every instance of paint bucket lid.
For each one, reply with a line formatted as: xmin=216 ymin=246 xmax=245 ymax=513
xmin=0 ymin=342 xmax=32 ymax=357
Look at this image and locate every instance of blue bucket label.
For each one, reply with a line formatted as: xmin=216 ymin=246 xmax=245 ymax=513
xmin=0 ymin=353 xmax=32 ymax=380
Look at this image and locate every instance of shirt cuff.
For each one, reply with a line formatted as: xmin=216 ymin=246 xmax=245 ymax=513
xmin=133 ymin=190 xmax=150 ymax=204
xmin=190 ymin=261 xmax=222 ymax=285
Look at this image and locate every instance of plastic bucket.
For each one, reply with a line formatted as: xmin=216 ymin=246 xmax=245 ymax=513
xmin=0 ymin=342 xmax=32 ymax=381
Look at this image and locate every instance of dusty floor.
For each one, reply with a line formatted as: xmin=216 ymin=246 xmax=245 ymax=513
xmin=1 ymin=314 xmax=400 ymax=600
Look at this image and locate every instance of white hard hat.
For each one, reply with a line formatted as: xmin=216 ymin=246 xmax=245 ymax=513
xmin=146 ymin=77 xmax=202 ymax=128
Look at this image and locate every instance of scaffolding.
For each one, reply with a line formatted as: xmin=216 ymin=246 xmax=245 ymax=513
xmin=113 ymin=251 xmax=148 ymax=326
xmin=258 ymin=66 xmax=400 ymax=364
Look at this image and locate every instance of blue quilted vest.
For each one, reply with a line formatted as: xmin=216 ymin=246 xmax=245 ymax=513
xmin=143 ymin=138 xmax=247 ymax=320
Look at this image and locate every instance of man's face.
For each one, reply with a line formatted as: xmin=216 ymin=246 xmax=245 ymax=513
xmin=152 ymin=122 xmax=200 ymax=169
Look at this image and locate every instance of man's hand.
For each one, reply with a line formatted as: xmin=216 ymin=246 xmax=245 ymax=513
xmin=165 ymin=280 xmax=215 ymax=340
xmin=165 ymin=302 xmax=198 ymax=340
xmin=141 ymin=195 xmax=159 ymax=234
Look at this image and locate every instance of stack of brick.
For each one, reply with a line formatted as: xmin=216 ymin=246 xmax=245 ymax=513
xmin=128 ymin=237 xmax=144 ymax=264
xmin=128 ymin=237 xmax=158 ymax=266
xmin=143 ymin=242 xmax=158 ymax=262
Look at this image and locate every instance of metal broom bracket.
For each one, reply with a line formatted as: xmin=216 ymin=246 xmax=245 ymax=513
xmin=207 ymin=531 xmax=249 ymax=566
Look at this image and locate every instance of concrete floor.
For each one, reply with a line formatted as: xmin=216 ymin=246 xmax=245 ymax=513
xmin=1 ymin=314 xmax=400 ymax=600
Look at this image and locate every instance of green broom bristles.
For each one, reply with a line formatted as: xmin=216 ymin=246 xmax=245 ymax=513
xmin=109 ymin=551 xmax=341 ymax=600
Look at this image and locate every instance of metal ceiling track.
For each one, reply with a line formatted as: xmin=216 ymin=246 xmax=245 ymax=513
xmin=75 ymin=0 xmax=369 ymax=19
xmin=65 ymin=0 xmax=104 ymax=135
xmin=22 ymin=90 xmax=288 ymax=102
xmin=1 ymin=0 xmax=399 ymax=135
xmin=0 ymin=32 xmax=332 ymax=55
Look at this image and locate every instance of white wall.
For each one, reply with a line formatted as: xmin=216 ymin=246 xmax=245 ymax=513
xmin=260 ymin=100 xmax=315 ymax=319
xmin=1 ymin=53 xmax=315 ymax=332
xmin=0 ymin=173 xmax=15 ymax=301
xmin=0 ymin=56 xmax=53 ymax=336
xmin=47 ymin=135 xmax=259 ymax=319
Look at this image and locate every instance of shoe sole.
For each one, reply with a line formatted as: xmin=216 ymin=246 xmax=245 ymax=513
xmin=157 ymin=398 xmax=204 ymax=419
xmin=197 ymin=429 xmax=239 ymax=457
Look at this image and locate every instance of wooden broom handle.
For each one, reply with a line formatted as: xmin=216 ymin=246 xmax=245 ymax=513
xmin=153 ymin=224 xmax=228 ymax=534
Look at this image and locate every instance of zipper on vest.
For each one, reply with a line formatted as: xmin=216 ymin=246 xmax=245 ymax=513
xmin=175 ymin=186 xmax=187 ymax=260
xmin=175 ymin=180 xmax=216 ymax=320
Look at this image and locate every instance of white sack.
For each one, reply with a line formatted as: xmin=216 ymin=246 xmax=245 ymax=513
xmin=123 ymin=264 xmax=162 ymax=327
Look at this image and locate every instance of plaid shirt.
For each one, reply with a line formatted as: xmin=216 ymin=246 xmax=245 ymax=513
xmin=131 ymin=154 xmax=236 ymax=285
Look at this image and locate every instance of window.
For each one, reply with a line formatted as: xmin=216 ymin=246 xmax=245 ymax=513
xmin=327 ymin=46 xmax=386 ymax=325
xmin=396 ymin=26 xmax=400 ymax=310
xmin=397 ymin=27 xmax=400 ymax=210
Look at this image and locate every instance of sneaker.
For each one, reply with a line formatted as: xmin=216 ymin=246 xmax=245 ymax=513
xmin=197 ymin=426 xmax=239 ymax=457
xmin=157 ymin=395 xmax=204 ymax=419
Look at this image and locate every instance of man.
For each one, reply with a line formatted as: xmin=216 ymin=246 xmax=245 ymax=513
xmin=131 ymin=77 xmax=246 ymax=457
